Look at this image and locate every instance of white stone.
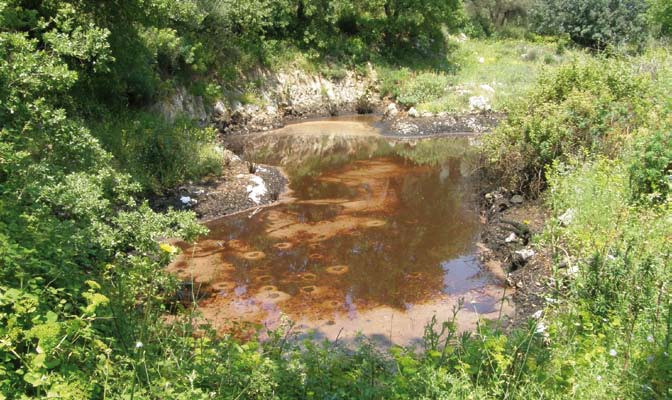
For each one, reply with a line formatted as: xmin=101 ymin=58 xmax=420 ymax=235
xmin=408 ymin=107 xmax=419 ymax=118
xmin=515 ymin=248 xmax=536 ymax=260
xmin=505 ymin=232 xmax=518 ymax=243
xmin=213 ymin=100 xmax=227 ymax=116
xmin=469 ymin=96 xmax=491 ymax=111
xmin=385 ymin=103 xmax=399 ymax=117
xmin=558 ymin=208 xmax=575 ymax=226
xmin=180 ymin=196 xmax=192 ymax=204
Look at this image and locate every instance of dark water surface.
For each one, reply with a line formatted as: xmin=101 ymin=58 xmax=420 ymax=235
xmin=170 ymin=117 xmax=512 ymax=346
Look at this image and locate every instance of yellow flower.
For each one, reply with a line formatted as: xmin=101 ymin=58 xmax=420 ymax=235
xmin=160 ymin=243 xmax=178 ymax=254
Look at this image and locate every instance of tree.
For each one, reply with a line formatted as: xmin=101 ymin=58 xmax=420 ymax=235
xmin=533 ymin=0 xmax=650 ymax=48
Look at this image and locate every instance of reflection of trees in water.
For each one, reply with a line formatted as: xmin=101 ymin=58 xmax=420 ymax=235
xmin=200 ymin=137 xmax=481 ymax=310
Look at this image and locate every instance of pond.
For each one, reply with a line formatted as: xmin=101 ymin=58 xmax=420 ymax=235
xmin=169 ymin=116 xmax=513 ymax=347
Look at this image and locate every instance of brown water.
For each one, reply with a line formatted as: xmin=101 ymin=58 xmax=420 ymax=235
xmin=169 ymin=117 xmax=512 ymax=347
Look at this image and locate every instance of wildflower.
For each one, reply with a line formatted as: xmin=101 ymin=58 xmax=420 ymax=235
xmin=596 ymin=375 xmax=602 ymax=382
xmin=160 ymin=243 xmax=178 ymax=254
xmin=135 ymin=341 xmax=143 ymax=349
xmin=535 ymin=321 xmax=547 ymax=334
xmin=609 ymin=349 xmax=617 ymax=357
xmin=647 ymin=335 xmax=654 ymax=343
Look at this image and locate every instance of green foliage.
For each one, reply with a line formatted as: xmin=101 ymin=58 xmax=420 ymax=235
xmin=629 ymin=128 xmax=672 ymax=202
xmin=484 ymin=57 xmax=654 ymax=192
xmin=96 ymin=113 xmax=223 ymax=192
xmin=464 ymin=0 xmax=534 ymax=37
xmin=649 ymin=0 xmax=672 ymax=37
xmin=533 ymin=0 xmax=650 ymax=48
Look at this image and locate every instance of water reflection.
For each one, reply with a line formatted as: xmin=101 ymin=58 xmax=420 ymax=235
xmin=169 ymin=119 xmax=512 ymax=345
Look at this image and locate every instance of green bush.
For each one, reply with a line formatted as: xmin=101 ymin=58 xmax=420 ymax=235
xmin=649 ymin=0 xmax=672 ymax=37
xmin=396 ymin=72 xmax=453 ymax=107
xmin=484 ymin=58 xmax=652 ymax=192
xmin=629 ymin=129 xmax=672 ymax=202
xmin=532 ymin=0 xmax=650 ymax=48
xmin=96 ymin=114 xmax=223 ymax=192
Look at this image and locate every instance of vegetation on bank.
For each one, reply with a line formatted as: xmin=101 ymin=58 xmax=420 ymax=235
xmin=1 ymin=0 xmax=672 ymax=398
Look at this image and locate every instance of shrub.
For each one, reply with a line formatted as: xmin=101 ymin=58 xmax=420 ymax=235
xmin=396 ymin=72 xmax=452 ymax=107
xmin=532 ymin=0 xmax=650 ymax=48
xmin=96 ymin=114 xmax=223 ymax=192
xmin=484 ymin=58 xmax=652 ymax=192
xmin=629 ymin=129 xmax=672 ymax=202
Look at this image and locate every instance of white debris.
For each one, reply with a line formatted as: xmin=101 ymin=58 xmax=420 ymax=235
xmin=246 ymin=175 xmax=267 ymax=204
xmin=532 ymin=310 xmax=543 ymax=319
xmin=480 ymin=84 xmax=495 ymax=93
xmin=180 ymin=196 xmax=192 ymax=204
xmin=505 ymin=232 xmax=518 ymax=243
xmin=407 ymin=107 xmax=419 ymax=118
xmin=469 ymin=96 xmax=491 ymax=111
xmin=515 ymin=248 xmax=536 ymax=261
xmin=558 ymin=208 xmax=575 ymax=226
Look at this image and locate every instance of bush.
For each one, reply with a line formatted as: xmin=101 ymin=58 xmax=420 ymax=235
xmin=649 ymin=0 xmax=672 ymax=37
xmin=629 ymin=129 xmax=672 ymax=202
xmin=484 ymin=58 xmax=652 ymax=192
xmin=96 ymin=114 xmax=223 ymax=192
xmin=532 ymin=0 xmax=650 ymax=48
xmin=396 ymin=72 xmax=453 ymax=107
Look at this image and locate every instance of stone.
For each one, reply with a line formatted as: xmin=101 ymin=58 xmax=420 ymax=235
xmin=213 ymin=100 xmax=228 ymax=116
xmin=511 ymin=194 xmax=524 ymax=204
xmin=385 ymin=103 xmax=399 ymax=117
xmin=558 ymin=208 xmax=575 ymax=226
xmin=515 ymin=248 xmax=535 ymax=261
xmin=469 ymin=96 xmax=491 ymax=112
xmin=408 ymin=107 xmax=419 ymax=118
xmin=505 ymin=232 xmax=518 ymax=243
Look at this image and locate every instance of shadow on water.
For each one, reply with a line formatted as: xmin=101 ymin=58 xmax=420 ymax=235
xmin=169 ymin=116 xmax=513 ymax=346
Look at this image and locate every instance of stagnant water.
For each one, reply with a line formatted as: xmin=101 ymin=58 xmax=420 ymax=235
xmin=169 ymin=116 xmax=513 ymax=347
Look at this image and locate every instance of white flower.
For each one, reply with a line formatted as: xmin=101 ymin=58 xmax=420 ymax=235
xmin=535 ymin=321 xmax=547 ymax=334
xmin=647 ymin=335 xmax=654 ymax=343
xmin=596 ymin=375 xmax=602 ymax=382
xmin=135 ymin=341 xmax=143 ymax=349
xmin=609 ymin=349 xmax=617 ymax=357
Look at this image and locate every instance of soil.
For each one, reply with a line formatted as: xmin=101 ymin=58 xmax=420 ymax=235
xmin=477 ymin=187 xmax=554 ymax=327
xmin=150 ymin=150 xmax=289 ymax=222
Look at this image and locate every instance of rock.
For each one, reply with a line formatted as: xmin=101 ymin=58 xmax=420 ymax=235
xmin=408 ymin=107 xmax=419 ymax=118
xmin=469 ymin=96 xmax=491 ymax=112
xmin=505 ymin=232 xmax=518 ymax=243
xmin=385 ymin=103 xmax=399 ymax=117
xmin=558 ymin=208 xmax=575 ymax=226
xmin=515 ymin=248 xmax=536 ymax=261
xmin=180 ymin=196 xmax=192 ymax=205
xmin=214 ymin=100 xmax=228 ymax=116
xmin=511 ymin=194 xmax=524 ymax=204
xmin=265 ymin=105 xmax=278 ymax=115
